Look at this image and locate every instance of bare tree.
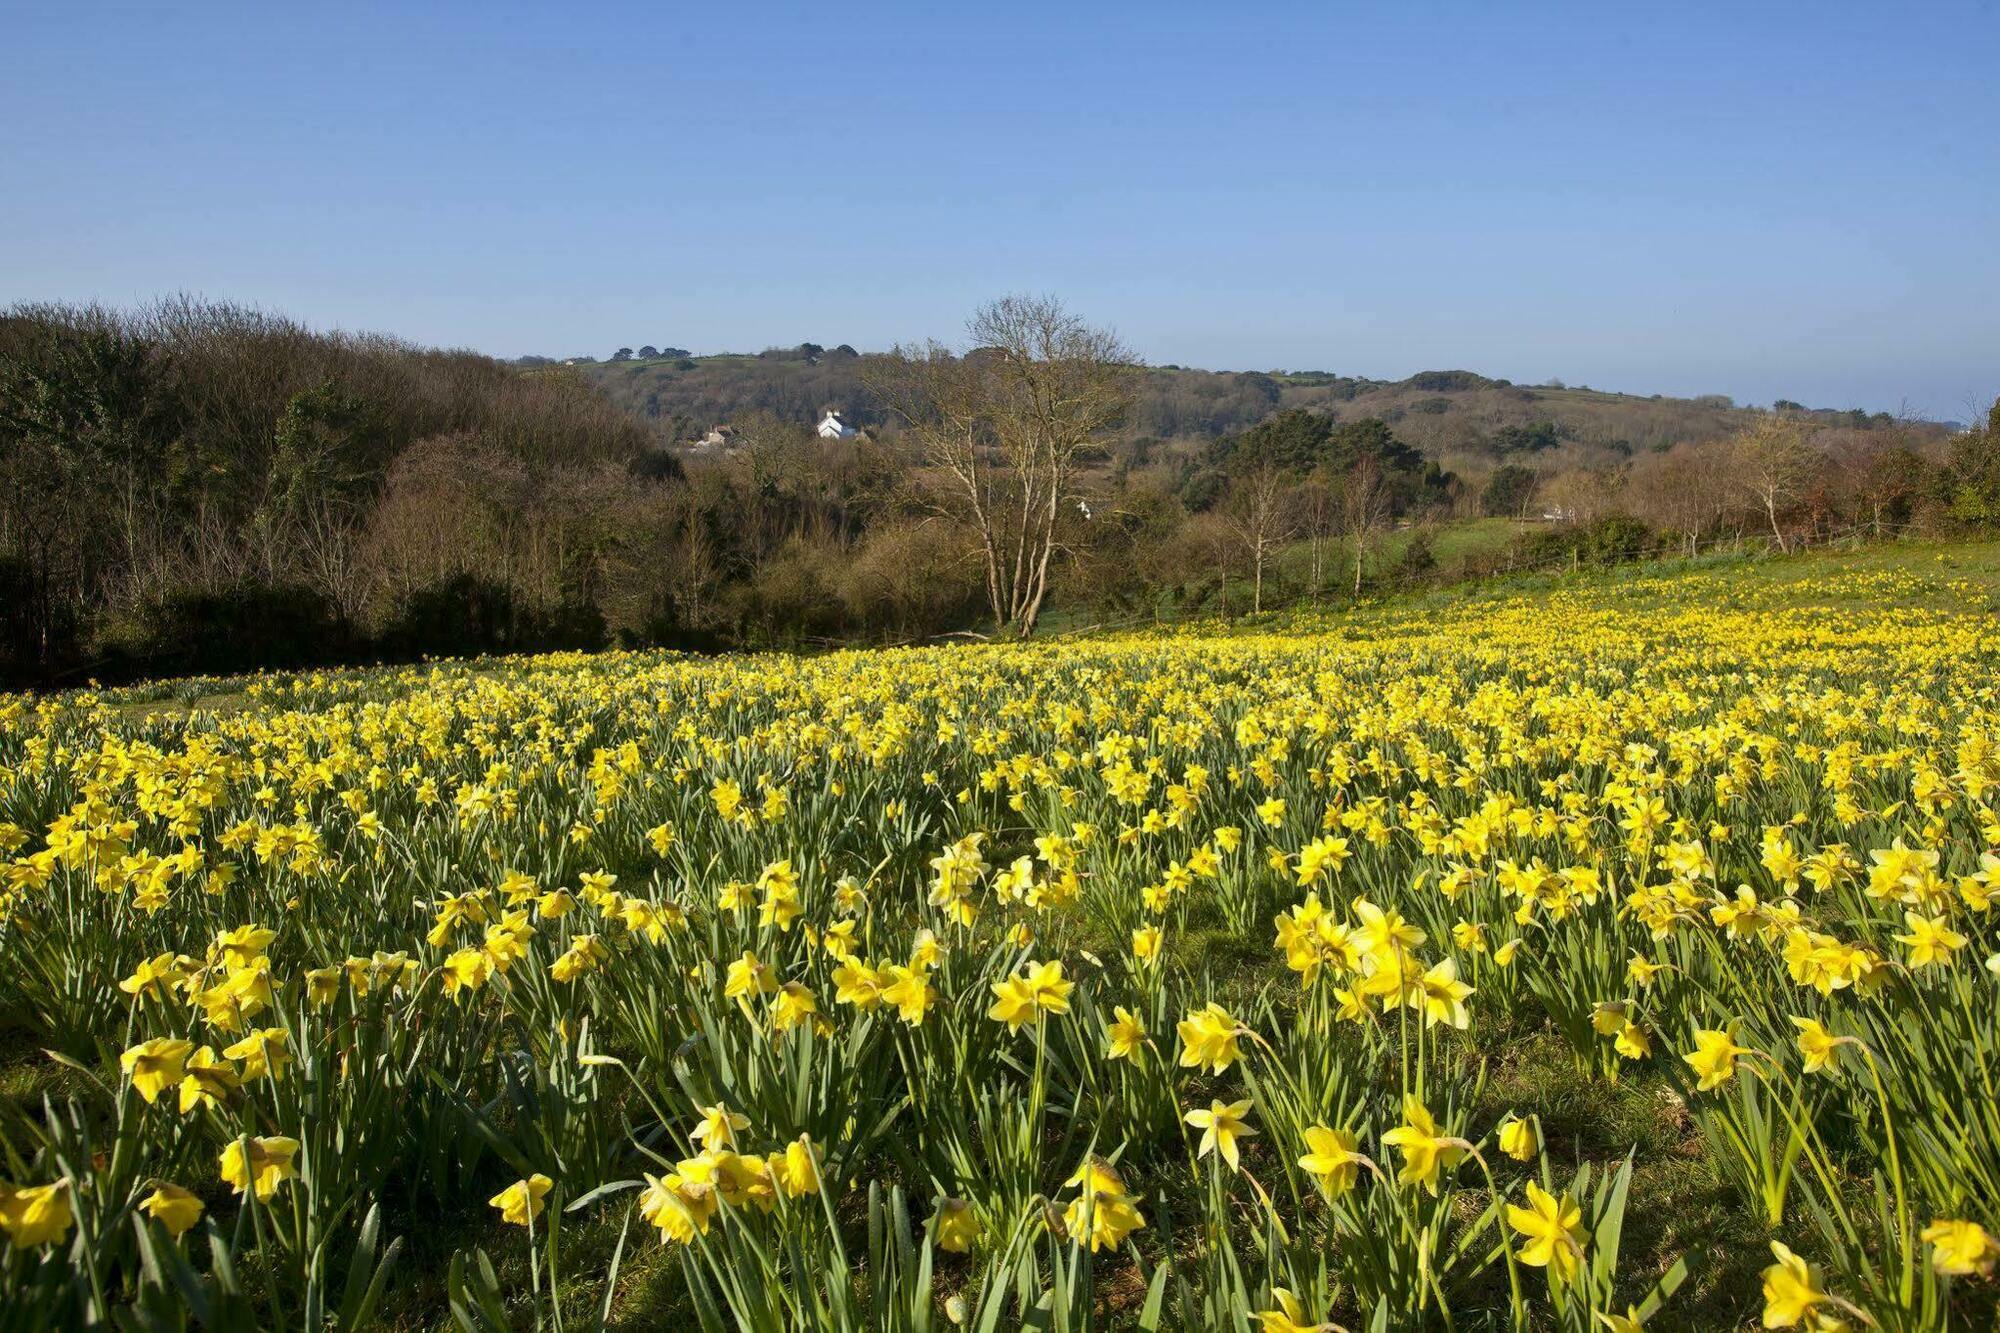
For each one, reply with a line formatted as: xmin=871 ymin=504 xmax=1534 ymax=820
xmin=1732 ymin=416 xmax=1820 ymax=553
xmin=1537 ymin=467 xmax=1625 ymax=528
xmin=1178 ymin=512 xmax=1239 ymax=618
xmin=865 ymin=344 xmax=1005 ymax=623
xmin=1627 ymin=439 xmax=1739 ymax=556
xmin=1222 ymin=455 xmax=1295 ymax=613
xmin=1338 ymin=450 xmax=1394 ymax=596
xmin=867 ymin=296 xmax=1135 ymax=637
xmin=1297 ymin=468 xmax=1336 ymax=602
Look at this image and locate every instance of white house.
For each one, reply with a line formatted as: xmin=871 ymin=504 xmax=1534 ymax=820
xmin=683 ymin=424 xmax=737 ymax=453
xmin=817 ymin=410 xmax=857 ymax=441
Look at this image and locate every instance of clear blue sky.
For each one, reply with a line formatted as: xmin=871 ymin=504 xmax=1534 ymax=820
xmin=4 ymin=1 xmax=1995 ymax=418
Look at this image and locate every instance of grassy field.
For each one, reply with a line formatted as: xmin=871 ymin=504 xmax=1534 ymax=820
xmin=1 ymin=539 xmax=1997 ymax=1330
xmin=1268 ymin=516 xmax=1532 ymax=591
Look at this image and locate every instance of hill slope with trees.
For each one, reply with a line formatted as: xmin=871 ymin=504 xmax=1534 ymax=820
xmin=570 ymin=346 xmax=1925 ymax=476
xmin=3 ymin=297 xmax=1990 ymax=687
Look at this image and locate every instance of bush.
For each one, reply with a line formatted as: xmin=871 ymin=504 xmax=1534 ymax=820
xmin=128 ymin=583 xmax=353 ymax=677
xmin=1581 ymin=513 xmax=1653 ymax=563
xmin=1515 ymin=514 xmax=1656 ymax=569
xmin=379 ymin=574 xmax=521 ymax=659
xmin=376 ymin=574 xmax=605 ymax=660
xmin=0 ymin=555 xmax=83 ymax=687
xmin=1483 ymin=464 xmax=1537 ymax=516
xmin=1396 ymin=532 xmax=1438 ymax=584
xmin=736 ymin=547 xmax=847 ymax=646
xmin=1404 ymin=369 xmax=1491 ymax=392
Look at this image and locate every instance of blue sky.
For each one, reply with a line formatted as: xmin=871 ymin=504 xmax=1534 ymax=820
xmin=4 ymin=1 xmax=1995 ymax=418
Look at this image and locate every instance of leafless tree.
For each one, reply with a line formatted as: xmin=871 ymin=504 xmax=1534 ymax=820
xmin=1339 ymin=450 xmax=1395 ymax=596
xmin=1297 ymin=469 xmax=1336 ymax=601
xmin=1732 ymin=416 xmax=1820 ymax=552
xmin=1626 ymin=439 xmax=1740 ymax=555
xmin=867 ymin=296 xmax=1135 ymax=637
xmin=1537 ymin=468 xmax=1625 ymax=527
xmin=865 ymin=345 xmax=1003 ymax=619
xmin=1222 ymin=455 xmax=1295 ymax=613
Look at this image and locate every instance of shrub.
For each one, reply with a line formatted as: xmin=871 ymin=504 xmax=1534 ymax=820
xmin=1396 ymin=532 xmax=1438 ymax=584
xmin=378 ymin=574 xmax=525 ymax=659
xmin=0 ymin=555 xmax=83 ymax=687
xmin=127 ymin=583 xmax=352 ymax=677
xmin=1515 ymin=514 xmax=1656 ymax=569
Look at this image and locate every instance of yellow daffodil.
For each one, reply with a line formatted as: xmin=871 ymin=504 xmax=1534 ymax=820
xmin=1683 ymin=1028 xmax=1753 ymax=1092
xmin=1297 ymin=1125 xmax=1365 ymax=1195
xmin=1789 ymin=1017 xmax=1846 ymax=1074
xmin=1381 ymin=1096 xmax=1464 ymax=1195
xmin=1498 ymin=1114 xmax=1539 ymax=1162
xmin=178 ymin=1046 xmax=240 ymax=1114
xmin=1185 ymin=1098 xmax=1256 ymax=1171
xmin=1106 ymin=1006 xmax=1147 ymax=1060
xmin=140 ymin=1182 xmax=204 ymax=1237
xmin=1507 ymin=1181 xmax=1585 ymax=1281
xmin=0 ymin=1180 xmax=73 ymax=1247
xmin=121 ymin=1037 xmax=194 ymax=1104
xmin=1922 ymin=1217 xmax=1999 ymax=1277
xmin=1254 ymin=1287 xmax=1329 ymax=1332
xmin=219 ymin=1136 xmax=300 ymax=1200
xmin=1176 ymin=1003 xmax=1244 ymax=1074
xmin=932 ymin=1196 xmax=981 ymax=1253
xmin=490 ymin=1173 xmax=553 ymax=1226
xmin=1759 ymin=1241 xmax=1839 ymax=1329
xmin=691 ymin=1103 xmax=749 ymax=1150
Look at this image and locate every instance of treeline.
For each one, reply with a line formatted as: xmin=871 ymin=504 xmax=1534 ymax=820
xmin=0 ymin=297 xmax=1457 ymax=680
xmin=0 ymin=301 xmax=998 ymax=686
xmin=1486 ymin=405 xmax=1996 ymax=556
xmin=1165 ymin=401 xmax=1999 ymax=610
xmin=3 ymin=298 xmax=1993 ymax=687
xmin=0 ymin=300 xmax=667 ymax=685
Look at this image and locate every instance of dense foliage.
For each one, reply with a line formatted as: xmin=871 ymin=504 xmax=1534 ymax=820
xmin=0 ymin=300 xmax=653 ymax=685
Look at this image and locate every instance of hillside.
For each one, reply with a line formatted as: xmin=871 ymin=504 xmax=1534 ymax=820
xmin=11 ymin=297 xmax=1982 ymax=692
xmin=568 ymin=350 xmax=1919 ymax=472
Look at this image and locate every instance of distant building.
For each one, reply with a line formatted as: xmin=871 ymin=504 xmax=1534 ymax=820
xmin=685 ymin=424 xmax=738 ymax=453
xmin=817 ymin=410 xmax=858 ymax=441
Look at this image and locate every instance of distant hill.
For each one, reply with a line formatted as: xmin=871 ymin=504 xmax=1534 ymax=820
xmin=563 ymin=349 xmax=1918 ymax=472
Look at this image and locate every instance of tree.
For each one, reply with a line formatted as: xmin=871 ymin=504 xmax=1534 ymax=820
xmin=1297 ymin=468 xmax=1337 ymax=601
xmin=611 ymin=347 xmax=634 ymax=362
xmin=638 ymin=345 xmax=659 ymax=359
xmin=1731 ymin=416 xmax=1819 ymax=552
xmin=1224 ymin=408 xmax=1331 ymax=472
xmin=867 ymin=296 xmax=1135 ymax=637
xmin=1483 ymin=464 xmax=1537 ymax=518
xmin=1339 ymin=448 xmax=1395 ymax=596
xmin=1944 ymin=397 xmax=2000 ymax=524
xmin=1221 ymin=448 xmax=1295 ymax=613
xmin=1853 ymin=440 xmax=1930 ymax=536
xmin=1626 ymin=439 xmax=1736 ymax=556
xmin=1536 ymin=468 xmax=1623 ymax=528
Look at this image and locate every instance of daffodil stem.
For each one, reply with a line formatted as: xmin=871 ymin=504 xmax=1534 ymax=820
xmin=1856 ymin=1043 xmax=1911 ymax=1305
xmin=1463 ymin=1144 xmax=1525 ymax=1331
